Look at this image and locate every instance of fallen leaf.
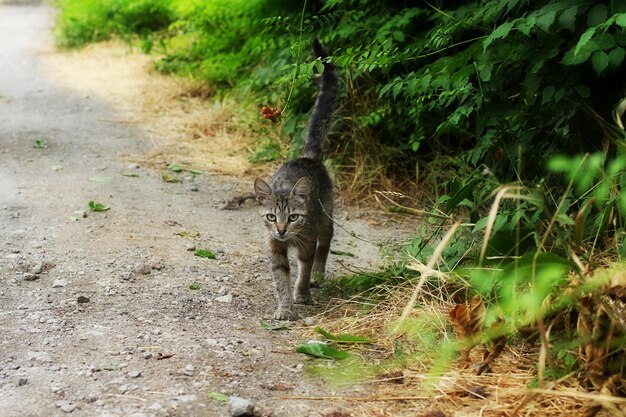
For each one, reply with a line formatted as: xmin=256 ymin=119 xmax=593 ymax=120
xmin=194 ymin=249 xmax=216 ymax=259
xmin=88 ymin=201 xmax=110 ymax=212
xmin=161 ymin=171 xmax=180 ymax=183
xmin=88 ymin=176 xmax=112 ymax=183
xmin=121 ymin=172 xmax=139 ymax=177
xmin=260 ymin=320 xmax=292 ymax=331
xmin=155 ymin=352 xmax=175 ymax=360
xmin=314 ymin=326 xmax=373 ymax=344
xmin=208 ymin=392 xmax=229 ymax=402
xmin=295 ymin=342 xmax=351 ymax=360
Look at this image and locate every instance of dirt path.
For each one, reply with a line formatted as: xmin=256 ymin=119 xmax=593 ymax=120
xmin=0 ymin=4 xmax=386 ymax=417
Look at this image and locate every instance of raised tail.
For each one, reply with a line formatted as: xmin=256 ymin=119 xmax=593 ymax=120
xmin=302 ymin=38 xmax=338 ymax=161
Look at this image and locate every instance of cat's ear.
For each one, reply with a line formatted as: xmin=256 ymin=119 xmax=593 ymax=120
xmin=290 ymin=177 xmax=311 ymax=203
xmin=254 ymin=178 xmax=273 ymax=204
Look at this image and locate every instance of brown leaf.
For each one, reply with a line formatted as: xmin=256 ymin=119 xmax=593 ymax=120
xmin=449 ymin=303 xmax=470 ymax=341
xmin=155 ymin=352 xmax=175 ymax=360
xmin=468 ymin=294 xmax=485 ymax=337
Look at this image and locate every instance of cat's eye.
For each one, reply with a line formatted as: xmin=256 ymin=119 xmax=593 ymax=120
xmin=266 ymin=213 xmax=277 ymax=222
xmin=288 ymin=214 xmax=299 ymax=222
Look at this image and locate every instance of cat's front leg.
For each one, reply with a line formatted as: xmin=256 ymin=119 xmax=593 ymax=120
xmin=294 ymin=240 xmax=316 ymax=304
xmin=269 ymin=239 xmax=295 ymax=320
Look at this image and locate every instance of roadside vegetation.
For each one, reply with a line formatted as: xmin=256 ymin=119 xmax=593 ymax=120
xmin=56 ymin=1 xmax=626 ymax=414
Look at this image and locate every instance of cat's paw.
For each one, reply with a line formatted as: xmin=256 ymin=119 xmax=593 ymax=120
xmin=294 ymin=291 xmax=311 ymax=305
xmin=274 ymin=307 xmax=297 ymax=321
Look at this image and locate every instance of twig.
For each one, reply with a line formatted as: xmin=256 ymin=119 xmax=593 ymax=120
xmin=280 ymin=394 xmax=430 ymax=402
xmin=395 ymin=222 xmax=461 ymax=333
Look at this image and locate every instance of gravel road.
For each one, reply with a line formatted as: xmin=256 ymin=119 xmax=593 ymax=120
xmin=0 ymin=3 xmax=383 ymax=416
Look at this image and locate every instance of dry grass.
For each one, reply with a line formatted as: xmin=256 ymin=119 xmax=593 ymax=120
xmin=299 ymin=281 xmax=623 ymax=417
xmin=42 ymin=40 xmax=260 ymax=176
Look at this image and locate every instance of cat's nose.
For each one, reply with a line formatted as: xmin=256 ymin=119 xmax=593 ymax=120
xmin=277 ymin=229 xmax=286 ymax=236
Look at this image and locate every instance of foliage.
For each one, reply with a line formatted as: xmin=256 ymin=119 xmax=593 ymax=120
xmin=55 ymin=0 xmax=626 ymax=396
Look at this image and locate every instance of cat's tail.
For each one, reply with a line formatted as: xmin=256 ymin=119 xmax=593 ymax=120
xmin=303 ymin=38 xmax=338 ymax=161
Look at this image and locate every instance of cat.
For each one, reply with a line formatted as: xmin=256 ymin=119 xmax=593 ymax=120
xmin=254 ymin=38 xmax=338 ymax=320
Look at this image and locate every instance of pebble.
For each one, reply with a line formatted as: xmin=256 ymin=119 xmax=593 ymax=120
xmin=55 ymin=400 xmax=77 ymax=413
xmin=128 ymin=370 xmax=142 ymax=379
xmin=228 ymin=396 xmax=255 ymax=417
xmin=181 ymin=364 xmax=194 ymax=376
xmin=128 ymin=163 xmax=140 ymax=169
xmin=86 ymin=392 xmax=100 ymax=403
xmin=187 ymin=184 xmax=199 ymax=192
xmin=185 ymin=243 xmax=196 ymax=252
xmin=52 ymin=279 xmax=68 ymax=288
xmin=215 ymin=294 xmax=233 ymax=303
xmin=73 ymin=210 xmax=87 ymax=218
xmin=176 ymin=394 xmax=197 ymax=403
xmin=31 ymin=262 xmax=44 ymax=274
xmin=23 ymin=273 xmax=39 ymax=281
xmin=303 ymin=316 xmax=319 ymax=326
xmin=133 ymin=263 xmax=151 ymax=275
xmin=17 ymin=378 xmax=28 ymax=386
xmin=77 ymin=295 xmax=90 ymax=304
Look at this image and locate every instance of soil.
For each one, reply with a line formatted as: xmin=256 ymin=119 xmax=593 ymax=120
xmin=0 ymin=3 xmax=393 ymax=417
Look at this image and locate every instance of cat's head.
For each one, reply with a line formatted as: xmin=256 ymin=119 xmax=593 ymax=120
xmin=254 ymin=177 xmax=311 ymax=242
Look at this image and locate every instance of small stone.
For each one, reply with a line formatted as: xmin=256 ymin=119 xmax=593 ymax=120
xmin=185 ymin=243 xmax=196 ymax=252
xmin=187 ymin=184 xmax=199 ymax=192
xmin=215 ymin=294 xmax=233 ymax=303
xmin=73 ymin=210 xmax=87 ymax=219
xmin=55 ymin=400 xmax=77 ymax=413
xmin=23 ymin=273 xmax=39 ymax=281
xmin=176 ymin=394 xmax=197 ymax=403
xmin=17 ymin=378 xmax=28 ymax=386
xmin=147 ymin=402 xmax=163 ymax=411
xmin=128 ymin=370 xmax=142 ymax=379
xmin=228 ymin=396 xmax=255 ymax=417
xmin=181 ymin=364 xmax=194 ymax=376
xmin=302 ymin=316 xmax=318 ymax=326
xmin=86 ymin=392 xmax=99 ymax=403
xmin=52 ymin=279 xmax=68 ymax=288
xmin=141 ymin=352 xmax=152 ymax=360
xmin=128 ymin=163 xmax=140 ymax=169
xmin=77 ymin=295 xmax=90 ymax=304
xmin=133 ymin=263 xmax=151 ymax=275
xmin=61 ymin=404 xmax=77 ymax=413
xmin=31 ymin=262 xmax=44 ymax=274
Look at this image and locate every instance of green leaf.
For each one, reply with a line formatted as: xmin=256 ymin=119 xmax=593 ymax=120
xmin=88 ymin=200 xmax=110 ymax=212
xmin=188 ymin=283 xmax=201 ymax=290
xmin=88 ymin=176 xmax=112 ymax=183
xmin=616 ymin=13 xmax=626 ymax=28
xmin=608 ymin=48 xmax=626 ymax=68
xmin=330 ymin=250 xmax=355 ymax=257
xmin=587 ymin=4 xmax=607 ymax=27
xmin=194 ymin=249 xmax=216 ymax=259
xmin=592 ymin=50 xmax=610 ymax=74
xmin=208 ymin=392 xmax=229 ymax=402
xmin=33 ymin=139 xmax=48 ymax=149
xmin=295 ymin=342 xmax=351 ymax=360
xmin=51 ymin=165 xmax=64 ymax=172
xmin=483 ymin=21 xmax=514 ymax=50
xmin=168 ymin=162 xmax=183 ymax=172
xmin=574 ymin=27 xmax=597 ymax=56
xmin=314 ymin=327 xmax=373 ymax=344
xmin=536 ymin=11 xmax=556 ymax=32
xmin=558 ymin=6 xmax=578 ymax=31
xmin=260 ymin=320 xmax=292 ymax=331
xmin=121 ymin=172 xmax=140 ymax=177
xmin=445 ymin=178 xmax=479 ymax=214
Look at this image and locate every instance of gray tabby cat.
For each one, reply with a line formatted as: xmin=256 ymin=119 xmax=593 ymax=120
xmin=254 ymin=39 xmax=338 ymax=320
